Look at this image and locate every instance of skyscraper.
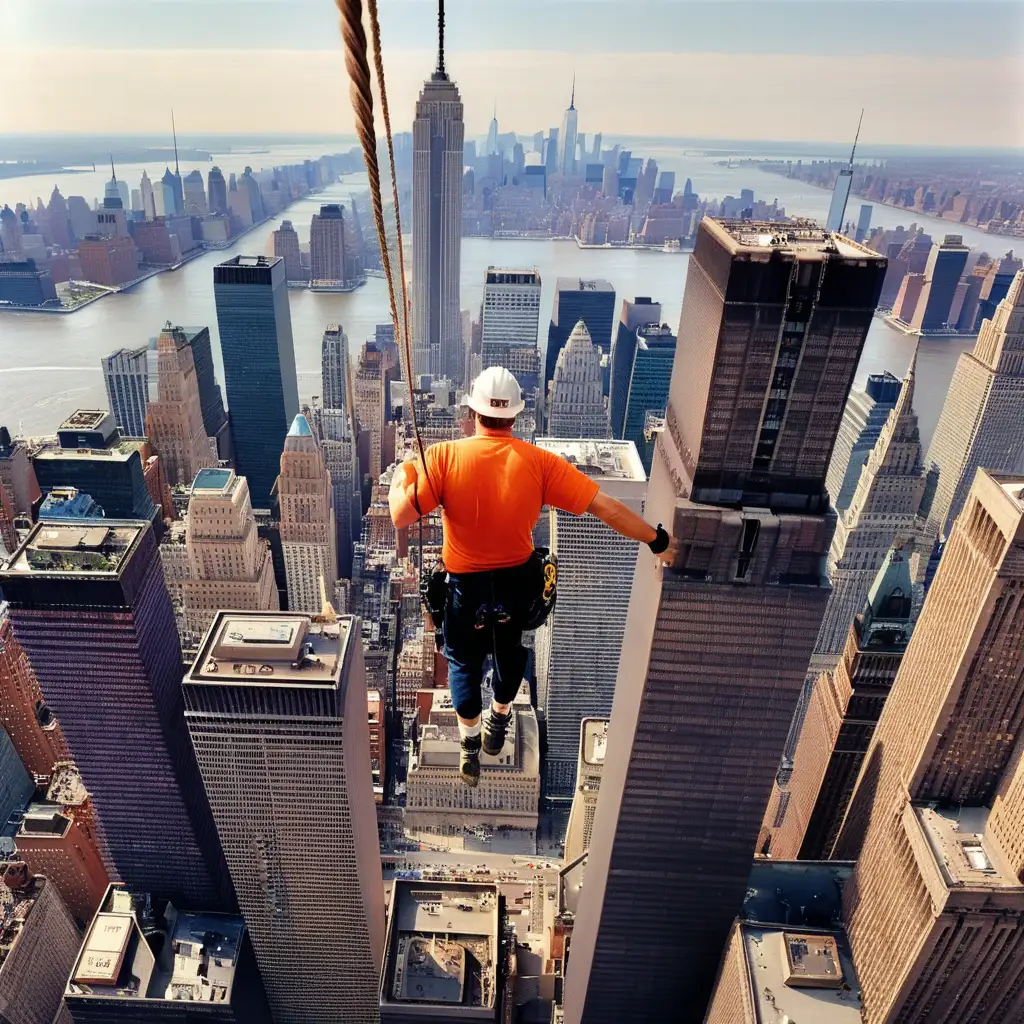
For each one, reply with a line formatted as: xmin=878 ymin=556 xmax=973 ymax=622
xmin=546 ymin=322 xmax=610 ymax=439
xmin=278 ymin=415 xmax=337 ymax=613
xmin=825 ymin=113 xmax=861 ymax=233
xmin=144 ymin=326 xmax=216 ymax=487
xmin=559 ymin=76 xmax=579 ymax=177
xmin=562 ymin=220 xmax=886 ymax=1024
xmin=101 ymin=345 xmax=149 ymax=437
xmin=564 ymin=718 xmax=609 ymax=864
xmin=813 ymin=360 xmax=928 ymax=660
xmin=925 ymin=269 xmax=1024 ymax=544
xmin=761 ymin=546 xmax=915 ymax=861
xmin=309 ymin=204 xmax=347 ymax=287
xmin=534 ymin=439 xmax=644 ymax=795
xmin=480 ymin=268 xmax=543 ymax=437
xmin=0 ymin=605 xmax=70 ymax=778
xmin=545 ymin=278 xmax=616 ymax=391
xmin=608 ymin=296 xmax=661 ymax=438
xmin=139 ymin=170 xmax=156 ymax=220
xmin=63 ymin=882 xmax=273 ymax=1022
xmin=318 ymin=327 xmax=359 ymax=578
xmin=273 ymin=219 xmax=305 ymax=283
xmin=315 ymin=407 xmax=360 ymax=581
xmin=0 ymin=521 xmax=235 ymax=911
xmin=836 ymin=469 xmax=1024 ymax=1021
xmin=0 ymin=866 xmax=82 ymax=1024
xmin=354 ymin=340 xmax=387 ymax=483
xmin=174 ymin=325 xmax=230 ymax=456
xmin=182 ymin=169 xmax=208 ymax=215
xmin=182 ymin=468 xmax=279 ymax=639
xmin=621 ymin=322 xmax=676 ymax=473
xmin=214 ymin=255 xmax=299 ymax=508
xmin=411 ymin=4 xmax=465 ymax=383
xmin=855 ymin=203 xmax=872 ymax=243
xmin=17 ymin=764 xmax=111 ymax=926
xmin=974 ymin=249 xmax=1022 ymax=328
xmin=909 ymin=233 xmax=970 ymax=331
xmin=31 ymin=410 xmax=159 ymax=528
xmin=321 ymin=324 xmax=350 ymax=410
xmin=480 ymin=267 xmax=542 ymax=369
xmin=825 ymin=370 xmax=902 ymax=513
xmin=207 ymin=166 xmax=228 ymax=215
xmin=183 ymin=611 xmax=385 ymax=1023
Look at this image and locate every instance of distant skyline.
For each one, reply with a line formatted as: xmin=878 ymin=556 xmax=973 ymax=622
xmin=4 ymin=1 xmax=1023 ymax=147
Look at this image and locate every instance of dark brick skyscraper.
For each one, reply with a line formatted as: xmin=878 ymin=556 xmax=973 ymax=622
xmin=563 ymin=220 xmax=886 ymax=1024
xmin=0 ymin=521 xmax=234 ymax=912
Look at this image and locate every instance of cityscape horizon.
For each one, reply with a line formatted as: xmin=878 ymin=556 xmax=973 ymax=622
xmin=1 ymin=1 xmax=1024 ymax=1022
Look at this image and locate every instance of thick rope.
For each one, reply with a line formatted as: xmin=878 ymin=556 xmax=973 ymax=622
xmin=335 ymin=0 xmax=436 ymax=505
xmin=367 ymin=0 xmax=413 ymax=396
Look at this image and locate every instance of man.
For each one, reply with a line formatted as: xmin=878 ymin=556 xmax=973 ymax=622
xmin=389 ymin=366 xmax=671 ymax=786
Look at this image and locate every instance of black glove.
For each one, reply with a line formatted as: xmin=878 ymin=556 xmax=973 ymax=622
xmin=647 ymin=524 xmax=670 ymax=555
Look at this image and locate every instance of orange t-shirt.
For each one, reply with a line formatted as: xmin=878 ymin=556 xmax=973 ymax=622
xmin=414 ymin=430 xmax=600 ymax=573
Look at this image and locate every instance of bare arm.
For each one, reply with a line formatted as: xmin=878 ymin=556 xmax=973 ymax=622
xmin=388 ymin=462 xmax=422 ymax=529
xmin=587 ymin=489 xmax=658 ymax=543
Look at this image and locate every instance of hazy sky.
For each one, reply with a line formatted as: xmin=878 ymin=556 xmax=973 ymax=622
xmin=5 ymin=0 xmax=1023 ymax=147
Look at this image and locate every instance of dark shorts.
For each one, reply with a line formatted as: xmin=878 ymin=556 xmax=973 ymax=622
xmin=442 ymin=560 xmax=535 ymax=720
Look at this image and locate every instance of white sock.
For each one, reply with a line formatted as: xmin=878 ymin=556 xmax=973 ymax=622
xmin=458 ymin=719 xmax=481 ymax=741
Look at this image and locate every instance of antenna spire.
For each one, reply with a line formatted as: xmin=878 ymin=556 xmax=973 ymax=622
xmin=435 ymin=0 xmax=446 ymax=78
xmin=570 ymin=72 xmax=575 ymax=110
xmin=171 ymin=109 xmax=180 ymax=175
xmin=849 ymin=108 xmax=864 ymax=167
xmin=109 ymin=154 xmax=116 ymax=182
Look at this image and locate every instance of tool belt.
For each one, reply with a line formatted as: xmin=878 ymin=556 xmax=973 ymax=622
xmin=420 ymin=548 xmax=558 ymax=641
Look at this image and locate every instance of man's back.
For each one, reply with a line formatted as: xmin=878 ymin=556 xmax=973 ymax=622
xmin=421 ymin=430 xmax=598 ymax=573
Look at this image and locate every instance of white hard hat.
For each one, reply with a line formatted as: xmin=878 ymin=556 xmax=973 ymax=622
xmin=465 ymin=366 xmax=525 ymax=419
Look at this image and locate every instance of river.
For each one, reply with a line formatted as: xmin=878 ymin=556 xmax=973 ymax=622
xmin=1 ymin=142 xmax=986 ymax=446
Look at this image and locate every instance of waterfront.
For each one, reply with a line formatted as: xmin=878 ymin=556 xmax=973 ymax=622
xmin=0 ymin=143 xmax=981 ymax=445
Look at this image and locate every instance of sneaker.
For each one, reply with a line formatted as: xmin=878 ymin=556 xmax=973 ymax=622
xmin=482 ymin=706 xmax=511 ymax=756
xmin=459 ymin=735 xmax=481 ymax=787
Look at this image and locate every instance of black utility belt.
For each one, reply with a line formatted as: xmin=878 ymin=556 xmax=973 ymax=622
xmin=419 ymin=549 xmax=559 ymax=633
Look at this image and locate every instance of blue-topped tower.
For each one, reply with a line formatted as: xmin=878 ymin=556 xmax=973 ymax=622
xmin=214 ymin=255 xmax=299 ymax=509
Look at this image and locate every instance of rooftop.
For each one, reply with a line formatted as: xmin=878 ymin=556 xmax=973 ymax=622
xmin=534 ymin=438 xmax=646 ymax=483
xmin=914 ymin=804 xmax=1023 ymax=890
xmin=742 ymin=926 xmax=862 ymax=1022
xmin=709 ymin=218 xmax=885 ymax=261
xmin=582 ymin=719 xmax=609 ymax=766
xmin=417 ymin=685 xmax=538 ymax=775
xmin=0 ymin=870 xmax=48 ymax=972
xmin=742 ymin=861 xmax=852 ymax=931
xmin=187 ymin=612 xmax=353 ymax=689
xmin=3 ymin=522 xmax=143 ymax=577
xmin=191 ymin=467 xmax=234 ymax=493
xmin=382 ymin=880 xmax=500 ymax=1014
xmin=68 ymin=886 xmax=247 ymax=1004
xmin=46 ymin=763 xmax=90 ymax=808
xmin=58 ymin=410 xmax=110 ymax=432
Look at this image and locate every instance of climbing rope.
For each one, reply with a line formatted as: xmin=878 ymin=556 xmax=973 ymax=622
xmin=335 ymin=0 xmax=435 ymax=502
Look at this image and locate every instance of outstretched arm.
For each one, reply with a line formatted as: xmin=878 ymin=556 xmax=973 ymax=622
xmin=587 ymin=489 xmax=673 ymax=562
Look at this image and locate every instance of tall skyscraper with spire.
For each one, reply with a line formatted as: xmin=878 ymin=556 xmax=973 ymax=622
xmin=486 ymin=101 xmax=500 ymax=157
xmin=412 ymin=0 xmax=465 ymax=384
xmin=167 ymin=110 xmax=184 ymax=216
xmin=562 ymin=219 xmax=886 ymax=1024
xmin=825 ymin=109 xmax=862 ymax=233
xmin=559 ymin=75 xmax=579 ymax=177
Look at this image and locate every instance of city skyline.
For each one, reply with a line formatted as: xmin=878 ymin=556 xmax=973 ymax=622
xmin=4 ymin=2 xmax=1022 ymax=146
xmin=3 ymin=1 xmax=1024 ymax=1019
